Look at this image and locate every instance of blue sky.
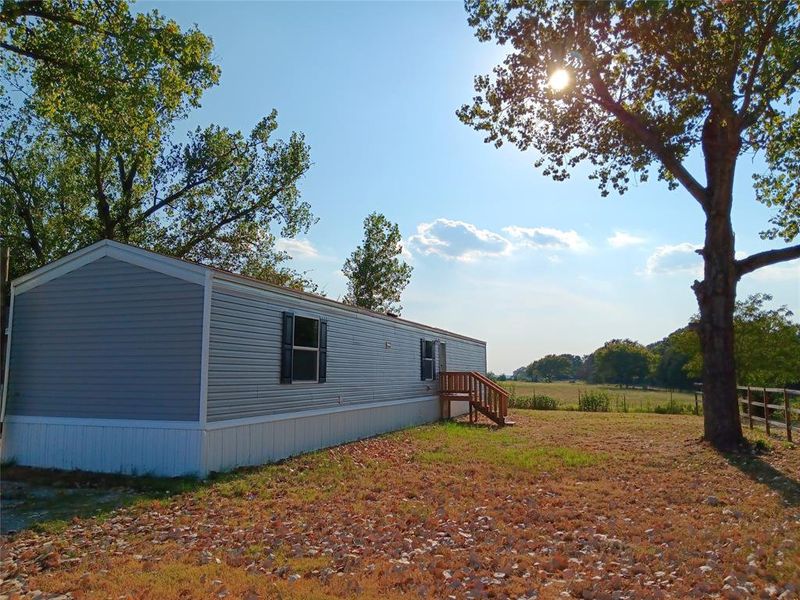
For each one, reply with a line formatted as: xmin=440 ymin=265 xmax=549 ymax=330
xmin=145 ymin=1 xmax=799 ymax=373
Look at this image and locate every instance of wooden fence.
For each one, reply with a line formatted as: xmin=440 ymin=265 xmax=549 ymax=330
xmin=695 ymin=385 xmax=800 ymax=442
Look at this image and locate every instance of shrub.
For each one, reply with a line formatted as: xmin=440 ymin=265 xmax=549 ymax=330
xmin=510 ymin=394 xmax=559 ymax=411
xmin=752 ymin=438 xmax=772 ymax=453
xmin=653 ymin=401 xmax=694 ymax=415
xmin=578 ymin=391 xmax=611 ymax=412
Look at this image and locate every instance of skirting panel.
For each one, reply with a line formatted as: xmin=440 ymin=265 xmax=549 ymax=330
xmin=1 ymin=419 xmax=203 ymax=476
xmin=203 ymin=396 xmax=443 ymax=473
xmin=1 ymin=396 xmax=463 ymax=477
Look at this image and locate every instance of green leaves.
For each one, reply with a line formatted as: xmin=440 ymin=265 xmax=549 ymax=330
xmin=342 ymin=212 xmax=413 ymax=315
xmin=1 ymin=1 xmax=317 ymax=290
xmin=459 ymin=1 xmax=800 ymax=209
xmin=592 ymin=339 xmax=654 ymax=387
xmin=525 ymin=354 xmax=581 ymax=382
xmin=753 ymin=110 xmax=800 ymax=242
xmin=672 ymin=294 xmax=800 ymax=387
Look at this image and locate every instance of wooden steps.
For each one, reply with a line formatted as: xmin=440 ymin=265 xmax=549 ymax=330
xmin=439 ymin=371 xmax=512 ymax=427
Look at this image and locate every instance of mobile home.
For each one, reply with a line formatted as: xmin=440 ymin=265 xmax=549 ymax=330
xmin=0 ymin=240 xmax=490 ymax=476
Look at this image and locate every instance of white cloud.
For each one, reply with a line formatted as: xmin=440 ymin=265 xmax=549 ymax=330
xmin=407 ymin=219 xmax=513 ymax=262
xmin=275 ymin=238 xmax=319 ymax=258
xmin=406 ymin=219 xmax=590 ymax=262
xmin=608 ymin=231 xmax=646 ymax=248
xmin=503 ymin=226 xmax=590 ymax=252
xmin=642 ymin=242 xmax=702 ymax=277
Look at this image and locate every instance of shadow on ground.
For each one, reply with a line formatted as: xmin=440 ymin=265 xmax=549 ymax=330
xmin=0 ymin=465 xmax=206 ymax=534
xmin=724 ymin=452 xmax=800 ymax=507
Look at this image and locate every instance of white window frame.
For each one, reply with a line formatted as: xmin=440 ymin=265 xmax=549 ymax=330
xmin=422 ymin=339 xmax=435 ymax=381
xmin=292 ymin=314 xmax=320 ymax=383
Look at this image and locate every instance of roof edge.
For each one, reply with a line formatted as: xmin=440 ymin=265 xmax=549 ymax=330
xmin=13 ymin=239 xmax=206 ymax=293
xmin=211 ymin=270 xmax=486 ymax=346
xmin=12 ymin=240 xmax=486 ymax=345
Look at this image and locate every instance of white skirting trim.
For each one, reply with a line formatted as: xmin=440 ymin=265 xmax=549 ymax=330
xmin=1 ymin=396 xmax=468 ymax=477
xmin=203 ymin=395 xmax=447 ymax=473
xmin=0 ymin=420 xmax=204 ymax=477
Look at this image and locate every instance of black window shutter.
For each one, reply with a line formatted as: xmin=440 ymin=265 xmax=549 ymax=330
xmin=281 ymin=311 xmax=294 ymax=384
xmin=420 ymin=338 xmax=425 ymax=380
xmin=433 ymin=341 xmax=438 ymax=380
xmin=318 ymin=320 xmax=328 ymax=383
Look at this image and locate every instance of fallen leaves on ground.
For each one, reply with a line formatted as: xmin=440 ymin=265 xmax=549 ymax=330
xmin=1 ymin=412 xmax=799 ymax=599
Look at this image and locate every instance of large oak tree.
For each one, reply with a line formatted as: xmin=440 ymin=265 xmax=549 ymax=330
xmin=1 ymin=0 xmax=316 ymax=290
xmin=458 ymin=0 xmax=800 ymax=449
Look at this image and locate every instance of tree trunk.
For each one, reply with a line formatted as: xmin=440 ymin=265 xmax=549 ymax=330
xmin=694 ymin=213 xmax=743 ymax=449
xmin=694 ymin=108 xmax=744 ymax=450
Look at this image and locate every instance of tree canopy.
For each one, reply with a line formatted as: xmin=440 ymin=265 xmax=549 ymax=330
xmin=593 ymin=339 xmax=654 ymax=387
xmin=648 ymin=330 xmax=695 ymax=391
xmin=526 ymin=353 xmax=581 ymax=381
xmin=342 ymin=212 xmax=413 ymax=315
xmin=1 ymin=0 xmax=316 ymax=290
xmin=675 ymin=294 xmax=800 ymax=388
xmin=458 ymin=0 xmax=800 ymax=447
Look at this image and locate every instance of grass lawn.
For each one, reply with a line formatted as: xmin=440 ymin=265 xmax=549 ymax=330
xmin=501 ymin=380 xmax=699 ymax=413
xmin=2 ymin=411 xmax=799 ymax=599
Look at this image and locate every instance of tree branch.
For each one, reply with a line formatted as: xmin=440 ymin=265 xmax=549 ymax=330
xmin=0 ymin=1 xmax=86 ymax=27
xmin=0 ymin=171 xmax=44 ymax=261
xmin=174 ymin=184 xmax=286 ymax=257
xmin=134 ymin=142 xmax=241 ymax=226
xmin=132 ymin=173 xmax=215 ymax=227
xmin=738 ymin=1 xmax=786 ymax=121
xmin=736 ymin=244 xmax=800 ymax=277
xmin=585 ymin=68 xmax=709 ymax=209
xmin=0 ymin=41 xmax=82 ymax=72
xmin=93 ymin=138 xmax=112 ymax=238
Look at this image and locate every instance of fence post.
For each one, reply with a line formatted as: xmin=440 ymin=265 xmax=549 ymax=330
xmin=747 ymin=387 xmax=753 ymax=429
xmin=694 ymin=391 xmax=699 ymax=416
xmin=763 ymin=387 xmax=770 ymax=436
xmin=784 ymin=389 xmax=793 ymax=443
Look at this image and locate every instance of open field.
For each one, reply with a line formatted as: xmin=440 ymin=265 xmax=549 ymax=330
xmin=501 ymin=381 xmax=698 ymax=413
xmin=2 ymin=411 xmax=799 ymax=599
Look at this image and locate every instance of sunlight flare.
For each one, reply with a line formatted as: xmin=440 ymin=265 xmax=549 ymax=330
xmin=548 ymin=68 xmax=571 ymax=91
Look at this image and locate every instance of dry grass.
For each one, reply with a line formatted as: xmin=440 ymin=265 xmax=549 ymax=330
xmin=502 ymin=380 xmax=698 ymax=412
xmin=2 ymin=411 xmax=799 ymax=599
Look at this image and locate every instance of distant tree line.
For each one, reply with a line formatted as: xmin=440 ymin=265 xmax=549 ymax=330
xmin=492 ymin=294 xmax=800 ymax=390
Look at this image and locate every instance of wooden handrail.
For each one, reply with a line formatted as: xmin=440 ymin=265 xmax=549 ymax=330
xmin=470 ymin=371 xmax=508 ymax=396
xmin=440 ymin=371 xmax=510 ymax=424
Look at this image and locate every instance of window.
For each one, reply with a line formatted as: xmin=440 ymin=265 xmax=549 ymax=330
xmin=292 ymin=315 xmax=319 ymax=382
xmin=281 ymin=312 xmax=327 ymax=384
xmin=421 ymin=339 xmax=434 ymax=380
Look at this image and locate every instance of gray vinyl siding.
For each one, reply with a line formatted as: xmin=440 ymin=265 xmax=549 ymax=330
xmin=6 ymin=257 xmax=204 ymax=421
xmin=207 ymin=279 xmax=486 ymax=422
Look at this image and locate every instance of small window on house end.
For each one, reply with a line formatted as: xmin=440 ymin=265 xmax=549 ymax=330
xmin=421 ymin=340 xmax=434 ymax=380
xmin=293 ymin=316 xmax=319 ymax=382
